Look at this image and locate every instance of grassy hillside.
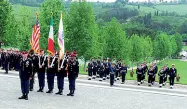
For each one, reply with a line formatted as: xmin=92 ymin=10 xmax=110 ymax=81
xmin=126 ymin=4 xmax=187 ymax=15
xmin=12 ymin=4 xmax=39 ymax=21
xmin=155 ymin=4 xmax=187 ymax=15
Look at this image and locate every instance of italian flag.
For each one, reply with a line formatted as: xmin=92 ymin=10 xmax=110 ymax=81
xmin=47 ymin=17 xmax=55 ymax=56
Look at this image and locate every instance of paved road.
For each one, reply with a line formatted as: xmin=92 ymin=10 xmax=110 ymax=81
xmin=0 ymin=74 xmax=187 ymax=109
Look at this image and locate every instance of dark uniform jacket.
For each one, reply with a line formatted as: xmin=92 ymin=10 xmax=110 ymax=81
xmin=47 ymin=56 xmax=56 ymax=74
xmin=68 ymin=60 xmax=79 ymax=79
xmin=169 ymin=68 xmax=177 ymax=78
xmin=38 ymin=55 xmax=47 ymax=73
xmin=58 ymin=59 xmax=67 ymax=77
xmin=120 ymin=66 xmax=127 ymax=74
xmin=19 ymin=58 xmax=32 ymax=80
xmin=136 ymin=67 xmax=143 ymax=75
xmin=148 ymin=68 xmax=155 ymax=76
xmin=88 ymin=62 xmax=93 ymax=72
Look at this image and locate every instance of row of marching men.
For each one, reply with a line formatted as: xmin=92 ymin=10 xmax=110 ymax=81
xmin=0 ymin=49 xmax=79 ymax=100
xmin=87 ymin=58 xmax=128 ymax=86
xmin=0 ymin=49 xmax=22 ymax=73
xmin=87 ymin=58 xmax=178 ymax=89
xmin=136 ymin=63 xmax=178 ymax=89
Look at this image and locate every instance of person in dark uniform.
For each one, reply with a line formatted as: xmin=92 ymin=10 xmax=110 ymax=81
xmin=169 ymin=64 xmax=177 ymax=89
xmin=46 ymin=53 xmax=56 ymax=93
xmin=67 ymin=52 xmax=79 ymax=96
xmin=120 ymin=63 xmax=127 ymax=84
xmin=96 ymin=57 xmax=101 ymax=78
xmin=8 ymin=49 xmax=14 ymax=70
xmin=4 ymin=50 xmax=10 ymax=74
xmin=28 ymin=50 xmax=36 ymax=91
xmin=56 ymin=53 xmax=68 ymax=95
xmin=152 ymin=63 xmax=158 ymax=85
xmin=0 ymin=49 xmax=2 ymax=68
xmin=107 ymin=59 xmax=111 ymax=79
xmin=115 ymin=61 xmax=120 ymax=81
xmin=102 ymin=58 xmax=107 ymax=80
xmin=99 ymin=61 xmax=105 ymax=81
xmin=1 ymin=49 xmax=5 ymax=69
xmin=158 ymin=67 xmax=166 ymax=88
xmin=147 ymin=65 xmax=155 ymax=87
xmin=92 ymin=58 xmax=97 ymax=79
xmin=109 ymin=63 xmax=115 ymax=86
xmin=87 ymin=58 xmax=93 ymax=80
xmin=163 ymin=64 xmax=169 ymax=86
xmin=142 ymin=62 xmax=148 ymax=83
xmin=18 ymin=51 xmax=32 ymax=100
xmin=136 ymin=65 xmax=143 ymax=85
xmin=37 ymin=50 xmax=47 ymax=92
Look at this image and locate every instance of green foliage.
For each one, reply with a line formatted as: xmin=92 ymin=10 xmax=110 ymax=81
xmin=9 ymin=0 xmax=43 ymax=6
xmin=129 ymin=34 xmax=143 ymax=62
xmin=16 ymin=7 xmax=32 ymax=50
xmin=102 ymin=18 xmax=129 ymax=61
xmin=66 ymin=1 xmax=99 ymax=61
xmin=0 ymin=0 xmax=12 ymax=44
xmin=96 ymin=8 xmax=138 ymax=23
xmin=174 ymin=33 xmax=183 ymax=56
xmin=39 ymin=0 xmax=64 ymax=51
xmin=153 ymin=33 xmax=171 ymax=60
xmin=142 ymin=37 xmax=153 ymax=60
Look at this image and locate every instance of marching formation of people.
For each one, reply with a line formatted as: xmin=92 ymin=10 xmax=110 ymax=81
xmin=0 ymin=48 xmax=79 ymax=100
xmin=86 ymin=58 xmax=179 ymax=89
xmin=0 ymin=48 xmax=180 ymax=100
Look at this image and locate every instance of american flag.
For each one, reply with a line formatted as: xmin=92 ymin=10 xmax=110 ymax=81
xmin=30 ymin=15 xmax=40 ymax=53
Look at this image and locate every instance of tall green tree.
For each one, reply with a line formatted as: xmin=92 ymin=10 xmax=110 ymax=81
xmin=153 ymin=33 xmax=170 ymax=60
xmin=174 ymin=33 xmax=183 ymax=56
xmin=17 ymin=7 xmax=32 ymax=50
xmin=39 ymin=0 xmax=64 ymax=50
xmin=142 ymin=37 xmax=153 ymax=61
xmin=66 ymin=1 xmax=99 ymax=63
xmin=102 ymin=18 xmax=129 ymax=61
xmin=0 ymin=0 xmax=12 ymax=46
xmin=169 ymin=36 xmax=178 ymax=57
xmin=4 ymin=13 xmax=19 ymax=48
xmin=129 ymin=34 xmax=143 ymax=66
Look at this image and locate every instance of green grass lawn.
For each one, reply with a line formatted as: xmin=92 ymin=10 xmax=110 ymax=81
xmin=80 ymin=59 xmax=187 ymax=85
xmin=183 ymin=46 xmax=187 ymax=51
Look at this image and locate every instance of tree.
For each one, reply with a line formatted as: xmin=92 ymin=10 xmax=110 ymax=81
xmin=129 ymin=34 xmax=143 ymax=66
xmin=142 ymin=37 xmax=153 ymax=61
xmin=169 ymin=36 xmax=178 ymax=57
xmin=39 ymin=0 xmax=64 ymax=50
xmin=16 ymin=7 xmax=32 ymax=50
xmin=66 ymin=1 xmax=99 ymax=69
xmin=174 ymin=33 xmax=183 ymax=56
xmin=0 ymin=0 xmax=12 ymax=46
xmin=102 ymin=18 xmax=130 ymax=61
xmin=4 ymin=13 xmax=19 ymax=48
xmin=152 ymin=33 xmax=170 ymax=60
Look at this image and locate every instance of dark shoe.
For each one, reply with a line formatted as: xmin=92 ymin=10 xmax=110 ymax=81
xmin=46 ymin=90 xmax=52 ymax=93
xmin=18 ymin=95 xmax=25 ymax=99
xmin=37 ymin=89 xmax=41 ymax=92
xmin=30 ymin=89 xmax=33 ymax=91
xmin=25 ymin=95 xmax=28 ymax=100
xmin=67 ymin=90 xmax=72 ymax=96
xmin=88 ymin=78 xmax=91 ymax=80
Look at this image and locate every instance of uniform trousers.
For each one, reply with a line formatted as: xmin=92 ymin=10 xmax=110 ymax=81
xmin=110 ymin=73 xmax=115 ymax=85
xmin=37 ymin=72 xmax=45 ymax=89
xmin=57 ymin=76 xmax=64 ymax=90
xmin=47 ymin=73 xmax=55 ymax=91
xmin=21 ymin=79 xmax=29 ymax=94
xmin=68 ymin=78 xmax=76 ymax=90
